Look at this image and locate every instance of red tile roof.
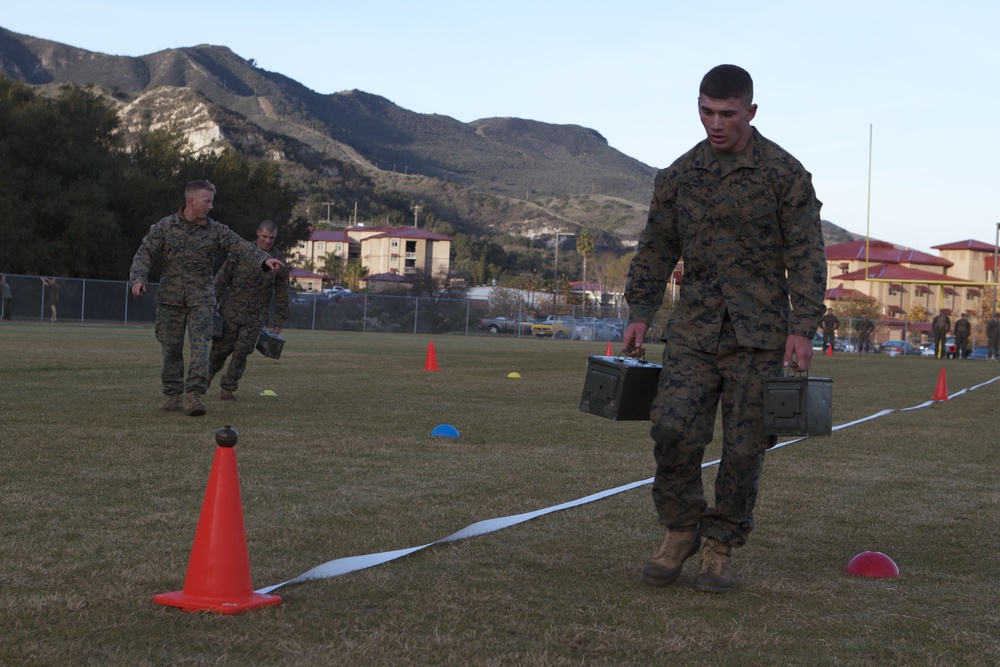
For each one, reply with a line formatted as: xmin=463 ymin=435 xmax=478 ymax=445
xmin=825 ymin=240 xmax=951 ymax=268
xmin=837 ymin=263 xmax=972 ymax=284
xmin=308 ymin=230 xmax=351 ymax=242
xmin=931 ymin=239 xmax=996 ymax=252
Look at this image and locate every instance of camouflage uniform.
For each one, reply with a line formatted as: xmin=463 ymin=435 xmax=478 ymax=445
xmin=128 ymin=207 xmax=272 ymax=396
xmin=625 ymin=128 xmax=827 ymax=547
xmin=954 ymin=315 xmax=971 ymax=359
xmin=209 ymin=245 xmax=290 ymax=391
xmin=987 ymin=316 xmax=1000 ymax=360
xmin=856 ymin=316 xmax=875 ymax=353
xmin=821 ymin=311 xmax=839 ymax=350
xmin=932 ymin=313 xmax=951 ymax=359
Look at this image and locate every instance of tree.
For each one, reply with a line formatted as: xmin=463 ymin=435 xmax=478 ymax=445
xmin=576 ymin=230 xmax=595 ymax=304
xmin=320 ymin=250 xmax=342 ymax=284
xmin=342 ymin=260 xmax=369 ymax=292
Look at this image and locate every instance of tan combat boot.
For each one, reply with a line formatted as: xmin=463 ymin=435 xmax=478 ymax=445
xmin=160 ymin=395 xmax=183 ymax=412
xmin=641 ymin=529 xmax=701 ymax=586
xmin=184 ymin=391 xmax=207 ymax=417
xmin=220 ymin=388 xmax=237 ymax=401
xmin=693 ymin=537 xmax=733 ymax=593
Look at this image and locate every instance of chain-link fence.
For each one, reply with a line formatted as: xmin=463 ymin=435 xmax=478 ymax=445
xmin=0 ymin=273 xmax=631 ymax=338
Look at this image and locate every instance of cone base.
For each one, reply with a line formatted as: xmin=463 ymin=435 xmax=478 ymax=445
xmin=154 ymin=589 xmax=282 ymax=614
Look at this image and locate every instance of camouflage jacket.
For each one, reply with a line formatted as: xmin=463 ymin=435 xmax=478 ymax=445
xmin=625 ymin=128 xmax=827 ymax=352
xmin=987 ymin=318 xmax=1000 ymax=340
xmin=857 ymin=319 xmax=875 ymax=335
xmin=128 ymin=208 xmax=271 ymax=307
xmin=215 ymin=245 xmax=290 ymax=328
xmin=822 ymin=313 xmax=840 ymax=333
xmin=931 ymin=314 xmax=951 ymax=334
xmin=954 ymin=318 xmax=971 ymax=338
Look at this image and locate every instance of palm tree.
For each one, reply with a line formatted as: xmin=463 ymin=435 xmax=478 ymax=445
xmin=321 ymin=250 xmax=341 ymax=284
xmin=576 ymin=230 xmax=595 ymax=305
xmin=342 ymin=260 xmax=369 ymax=292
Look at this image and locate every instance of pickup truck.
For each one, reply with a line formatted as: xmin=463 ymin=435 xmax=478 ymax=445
xmin=531 ymin=315 xmax=576 ymax=338
xmin=478 ymin=316 xmax=534 ymax=335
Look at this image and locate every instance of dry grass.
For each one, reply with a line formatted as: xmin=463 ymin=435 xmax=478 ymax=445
xmin=1 ymin=322 xmax=998 ymax=665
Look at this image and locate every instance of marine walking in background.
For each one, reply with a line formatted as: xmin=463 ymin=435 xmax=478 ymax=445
xmin=128 ymin=180 xmax=285 ymax=417
xmin=208 ymin=219 xmax=290 ymax=400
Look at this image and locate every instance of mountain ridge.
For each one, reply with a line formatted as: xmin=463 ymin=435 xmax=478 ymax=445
xmin=0 ymin=26 xmax=860 ymax=247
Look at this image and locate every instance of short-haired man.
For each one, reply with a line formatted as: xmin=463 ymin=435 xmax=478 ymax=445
xmin=821 ymin=308 xmax=839 ymax=352
xmin=129 ymin=180 xmax=285 ymax=416
xmin=208 ymin=220 xmax=290 ymax=400
xmin=987 ymin=312 xmax=1000 ymax=361
xmin=932 ymin=310 xmax=951 ymax=359
xmin=954 ymin=313 xmax=971 ymax=359
xmin=622 ymin=65 xmax=827 ymax=593
xmin=856 ymin=313 xmax=875 ymax=353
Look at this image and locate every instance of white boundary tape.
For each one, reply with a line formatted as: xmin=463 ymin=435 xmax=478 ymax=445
xmin=257 ymin=373 xmax=1000 ymax=594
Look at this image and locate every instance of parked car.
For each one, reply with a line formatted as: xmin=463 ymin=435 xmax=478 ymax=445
xmin=572 ymin=321 xmax=623 ymax=342
xmin=478 ymin=315 xmax=534 ymax=335
xmin=323 ymin=286 xmax=351 ymax=296
xmin=879 ymin=340 xmax=919 ymax=355
xmin=921 ymin=336 xmax=958 ymax=358
xmin=968 ymin=346 xmax=990 ymax=360
xmin=812 ymin=333 xmax=846 ymax=351
xmin=531 ymin=315 xmax=575 ymax=338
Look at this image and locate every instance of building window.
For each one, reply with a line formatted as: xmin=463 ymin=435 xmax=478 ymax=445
xmin=888 ymin=288 xmax=898 ymax=296
xmin=391 ymin=240 xmax=399 ymax=247
xmin=317 ymin=242 xmax=325 ymax=252
xmin=298 ymin=241 xmax=306 ymax=249
xmin=406 ymin=240 xmax=417 ymax=253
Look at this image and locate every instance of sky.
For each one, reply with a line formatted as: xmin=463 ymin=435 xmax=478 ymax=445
xmin=5 ymin=1 xmax=999 ymax=254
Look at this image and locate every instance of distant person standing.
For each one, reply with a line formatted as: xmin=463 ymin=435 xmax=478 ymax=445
xmin=932 ymin=310 xmax=951 ymax=359
xmin=208 ymin=219 xmax=290 ymax=400
xmin=40 ymin=277 xmax=59 ymax=322
xmin=987 ymin=312 xmax=1000 ymax=361
xmin=954 ymin=313 xmax=971 ymax=359
xmin=129 ymin=180 xmax=285 ymax=417
xmin=856 ymin=313 xmax=875 ymax=353
xmin=821 ymin=308 xmax=839 ymax=352
xmin=1 ymin=273 xmax=11 ymax=321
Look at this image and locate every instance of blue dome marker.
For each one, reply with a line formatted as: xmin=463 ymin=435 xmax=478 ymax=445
xmin=431 ymin=424 xmax=460 ymax=438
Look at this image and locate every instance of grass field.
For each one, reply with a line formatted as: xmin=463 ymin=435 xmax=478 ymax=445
xmin=2 ymin=322 xmax=999 ymax=665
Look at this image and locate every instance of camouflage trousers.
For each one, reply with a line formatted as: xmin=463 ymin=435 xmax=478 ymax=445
xmin=990 ymin=336 xmax=1000 ymax=359
xmin=155 ymin=304 xmax=213 ymax=395
xmin=649 ymin=316 xmax=783 ymax=547
xmin=209 ymin=319 xmax=260 ymax=392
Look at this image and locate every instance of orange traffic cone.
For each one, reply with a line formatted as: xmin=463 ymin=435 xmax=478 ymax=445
xmin=826 ymin=344 xmax=833 ymax=357
xmin=933 ymin=368 xmax=949 ymax=401
xmin=424 ymin=341 xmax=440 ymax=371
xmin=605 ymin=341 xmax=614 ymax=356
xmin=154 ymin=426 xmax=281 ymax=614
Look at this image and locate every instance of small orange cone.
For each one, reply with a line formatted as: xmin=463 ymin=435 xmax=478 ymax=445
xmin=605 ymin=341 xmax=614 ymax=356
xmin=826 ymin=344 xmax=833 ymax=357
xmin=424 ymin=341 xmax=440 ymax=371
xmin=933 ymin=367 xmax=949 ymax=401
xmin=154 ymin=426 xmax=281 ymax=614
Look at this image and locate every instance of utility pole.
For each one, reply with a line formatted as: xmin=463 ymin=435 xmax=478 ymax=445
xmin=323 ymin=201 xmax=334 ymax=225
xmin=553 ymin=232 xmax=575 ymax=308
xmin=411 ymin=204 xmax=422 ymax=229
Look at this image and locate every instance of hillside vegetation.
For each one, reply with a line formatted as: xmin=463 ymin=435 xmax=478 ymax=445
xmin=0 ymin=25 xmax=861 ymax=274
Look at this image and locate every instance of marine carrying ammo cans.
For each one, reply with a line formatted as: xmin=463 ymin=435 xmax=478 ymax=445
xmin=763 ymin=374 xmax=833 ymax=436
xmin=579 ymin=355 xmax=662 ymax=421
